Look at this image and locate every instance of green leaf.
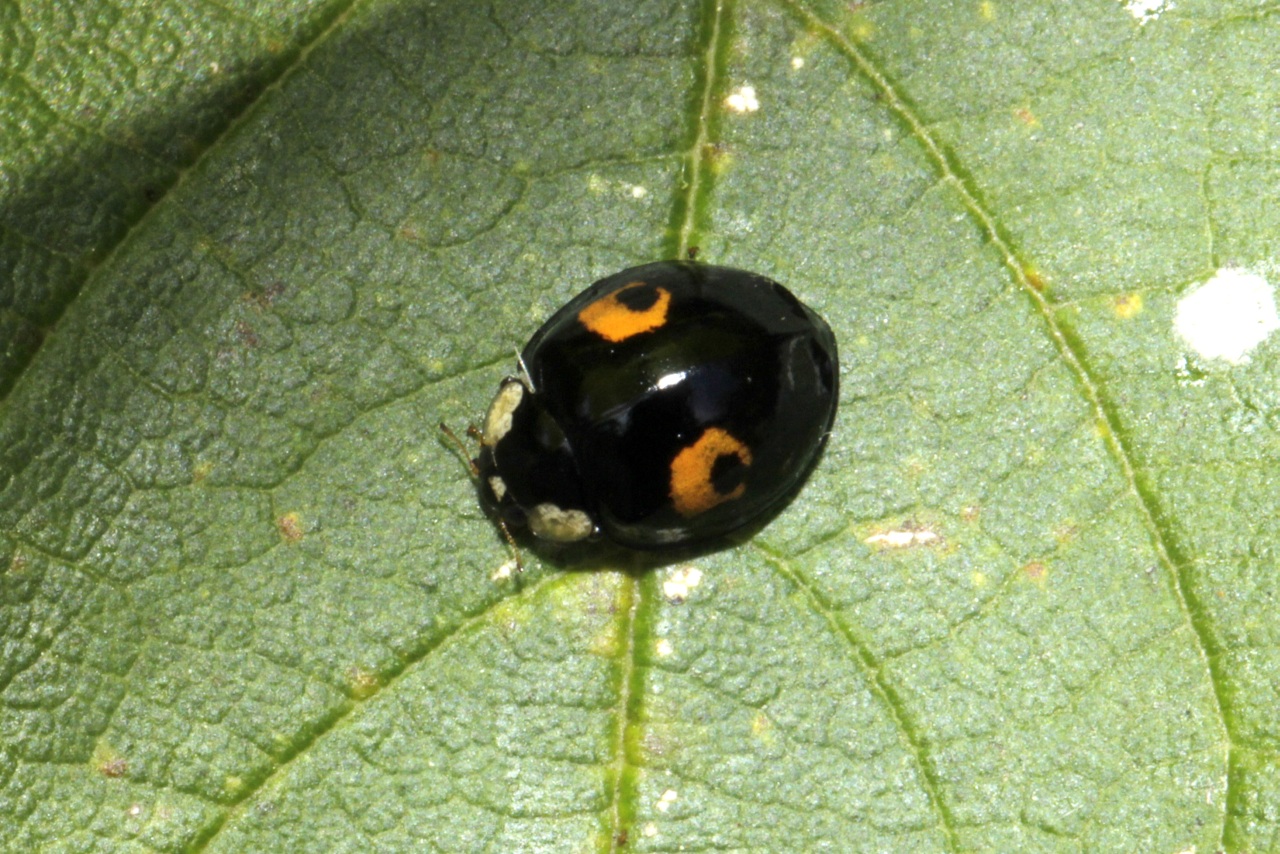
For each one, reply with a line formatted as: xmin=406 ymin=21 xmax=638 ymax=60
xmin=2 ymin=0 xmax=1276 ymax=850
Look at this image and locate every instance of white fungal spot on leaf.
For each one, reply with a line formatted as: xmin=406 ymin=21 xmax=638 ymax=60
xmin=1173 ymin=268 xmax=1279 ymax=365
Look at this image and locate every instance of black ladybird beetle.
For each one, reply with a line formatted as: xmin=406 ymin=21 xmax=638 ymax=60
xmin=467 ymin=261 xmax=838 ymax=551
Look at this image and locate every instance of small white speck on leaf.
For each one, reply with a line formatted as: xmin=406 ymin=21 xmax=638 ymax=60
xmin=725 ymin=85 xmax=760 ymax=113
xmin=655 ymin=638 xmax=674 ymax=657
xmin=655 ymin=789 xmax=678 ymax=812
xmin=1173 ymin=267 xmax=1279 ymax=365
xmin=865 ymin=528 xmax=941 ymax=548
xmin=791 ymin=56 xmax=805 ymax=70
xmin=1124 ymin=0 xmax=1172 ymax=24
xmin=663 ymin=566 xmax=703 ymax=603
xmin=491 ymin=561 xmax=518 ymax=582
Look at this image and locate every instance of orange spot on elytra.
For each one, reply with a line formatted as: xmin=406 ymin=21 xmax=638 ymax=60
xmin=669 ymin=427 xmax=753 ymax=517
xmin=577 ymin=281 xmax=671 ymax=343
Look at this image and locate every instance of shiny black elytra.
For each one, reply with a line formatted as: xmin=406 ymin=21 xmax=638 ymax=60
xmin=468 ymin=260 xmax=839 ymax=551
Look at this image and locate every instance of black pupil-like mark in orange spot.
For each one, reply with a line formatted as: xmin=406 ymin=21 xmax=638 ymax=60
xmin=669 ymin=427 xmax=753 ymax=517
xmin=577 ymin=281 xmax=671 ymax=343
xmin=614 ymin=282 xmax=660 ymax=311
xmin=710 ymin=452 xmax=748 ymax=495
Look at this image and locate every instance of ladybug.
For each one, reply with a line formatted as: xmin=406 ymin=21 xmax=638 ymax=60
xmin=460 ymin=260 xmax=838 ymax=553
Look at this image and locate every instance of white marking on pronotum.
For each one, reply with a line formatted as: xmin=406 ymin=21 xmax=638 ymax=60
xmin=526 ymin=503 xmax=594 ymax=542
xmin=482 ymin=380 xmax=524 ymax=445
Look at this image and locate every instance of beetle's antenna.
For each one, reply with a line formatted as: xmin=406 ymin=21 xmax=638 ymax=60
xmin=438 ymin=422 xmax=479 ymax=477
xmin=497 ymin=519 xmax=524 ymax=573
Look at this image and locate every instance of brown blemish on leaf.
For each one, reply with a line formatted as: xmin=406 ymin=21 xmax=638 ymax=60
xmin=100 ymin=757 xmax=128 ymax=778
xmin=244 ymin=281 xmax=287 ymax=311
xmin=1022 ymin=561 xmax=1048 ymax=583
xmin=1013 ymin=107 xmax=1039 ymax=127
xmin=1024 ymin=266 xmax=1046 ymax=291
xmin=1054 ymin=523 xmax=1080 ymax=544
xmin=704 ymin=141 xmax=732 ymax=175
xmin=235 ymin=319 xmax=259 ymax=348
xmin=347 ymin=667 xmax=381 ymax=699
xmin=1114 ymin=293 xmax=1143 ymax=319
xmin=277 ymin=512 xmax=304 ymax=543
